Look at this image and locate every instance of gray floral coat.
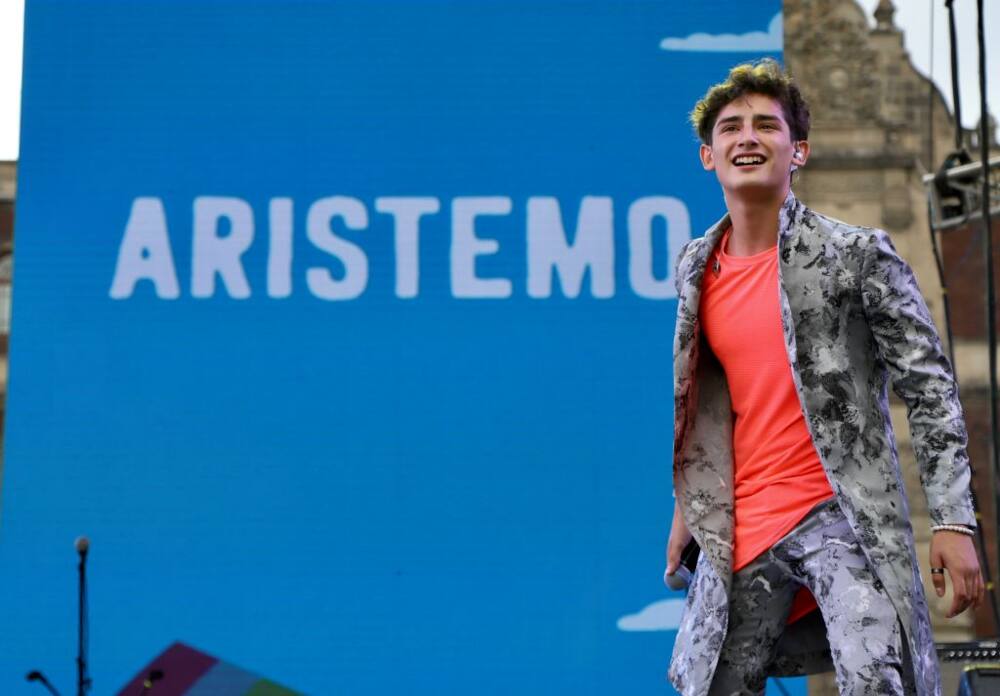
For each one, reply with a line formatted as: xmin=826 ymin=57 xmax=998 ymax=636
xmin=668 ymin=193 xmax=975 ymax=696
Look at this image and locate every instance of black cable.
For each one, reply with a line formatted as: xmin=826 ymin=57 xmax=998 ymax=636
xmin=945 ymin=0 xmax=964 ymax=150
xmin=975 ymin=0 xmax=1000 ymax=636
xmin=928 ymin=205 xmax=958 ymax=383
xmin=926 ymin=201 xmax=1000 ymax=633
xmin=929 ymin=1 xmax=952 ymax=378
xmin=928 ymin=0 xmax=935 ymax=170
xmin=929 ymin=0 xmax=1000 ymax=632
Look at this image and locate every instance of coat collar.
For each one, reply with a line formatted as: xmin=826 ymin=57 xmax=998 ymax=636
xmin=777 ymin=189 xmax=803 ymax=248
xmin=678 ymin=190 xmax=802 ymax=323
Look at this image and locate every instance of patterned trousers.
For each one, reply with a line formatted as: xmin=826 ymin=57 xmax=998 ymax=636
xmin=708 ymin=498 xmax=914 ymax=696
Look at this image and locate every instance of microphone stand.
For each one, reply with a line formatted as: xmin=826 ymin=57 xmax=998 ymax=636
xmin=25 ymin=671 xmax=62 ymax=696
xmin=27 ymin=537 xmax=92 ymax=696
xmin=75 ymin=538 xmax=91 ymax=696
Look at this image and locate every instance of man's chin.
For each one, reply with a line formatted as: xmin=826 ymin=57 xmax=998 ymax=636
xmin=721 ymin=178 xmax=786 ymax=198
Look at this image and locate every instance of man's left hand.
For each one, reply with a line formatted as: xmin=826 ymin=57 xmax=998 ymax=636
xmin=929 ymin=530 xmax=985 ymax=618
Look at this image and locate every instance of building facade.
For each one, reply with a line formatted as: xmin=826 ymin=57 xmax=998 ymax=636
xmin=0 ymin=160 xmax=13 ymax=470
xmin=785 ymin=0 xmax=999 ymax=692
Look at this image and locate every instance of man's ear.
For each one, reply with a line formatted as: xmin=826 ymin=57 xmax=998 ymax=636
xmin=792 ymin=140 xmax=810 ymax=166
xmin=700 ymin=143 xmax=715 ymax=171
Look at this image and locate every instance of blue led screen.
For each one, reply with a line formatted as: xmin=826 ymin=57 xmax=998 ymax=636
xmin=1 ymin=2 xmax=796 ymax=693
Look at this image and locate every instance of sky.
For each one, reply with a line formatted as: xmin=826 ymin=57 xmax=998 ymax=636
xmin=855 ymin=0 xmax=998 ymax=134
xmin=0 ymin=0 xmax=996 ymax=161
xmin=0 ymin=0 xmax=23 ymax=161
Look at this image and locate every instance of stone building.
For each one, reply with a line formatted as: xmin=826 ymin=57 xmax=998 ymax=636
xmin=0 ymin=160 xmax=13 ymax=467
xmin=785 ymin=0 xmax=999 ymax=692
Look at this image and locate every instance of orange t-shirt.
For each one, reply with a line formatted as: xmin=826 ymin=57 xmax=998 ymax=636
xmin=699 ymin=228 xmax=834 ymax=623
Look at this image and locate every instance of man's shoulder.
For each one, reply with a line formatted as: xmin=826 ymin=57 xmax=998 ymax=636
xmin=679 ymin=214 xmax=729 ymax=265
xmin=797 ymin=204 xmax=886 ymax=249
xmin=674 ymin=232 xmax=710 ymax=271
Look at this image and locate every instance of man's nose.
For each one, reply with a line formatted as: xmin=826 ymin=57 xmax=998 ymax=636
xmin=737 ymin=125 xmax=759 ymax=146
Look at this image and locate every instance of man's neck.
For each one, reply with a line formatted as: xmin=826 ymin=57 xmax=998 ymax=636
xmin=722 ymin=187 xmax=789 ymax=257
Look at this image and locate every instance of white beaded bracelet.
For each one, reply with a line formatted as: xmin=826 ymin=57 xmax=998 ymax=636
xmin=931 ymin=524 xmax=976 ymax=536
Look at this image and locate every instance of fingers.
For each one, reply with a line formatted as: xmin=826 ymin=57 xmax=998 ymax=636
xmin=666 ymin=539 xmax=681 ymax=575
xmin=929 ymin=548 xmax=946 ymax=598
xmin=664 ymin=543 xmax=680 ymax=588
xmin=943 ymin=566 xmax=985 ymax=617
xmin=972 ymin=571 xmax=986 ymax=610
xmin=969 ymin=571 xmax=981 ymax=610
xmin=930 ymin=532 xmax=985 ymax=617
xmin=931 ymin=571 xmax=947 ymax=598
xmin=948 ymin=569 xmax=970 ymax=618
xmin=667 ymin=509 xmax=692 ymax=578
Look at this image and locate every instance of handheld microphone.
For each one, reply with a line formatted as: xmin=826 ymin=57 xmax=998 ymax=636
xmin=664 ymin=565 xmax=693 ymax=591
xmin=663 ymin=539 xmax=701 ymax=591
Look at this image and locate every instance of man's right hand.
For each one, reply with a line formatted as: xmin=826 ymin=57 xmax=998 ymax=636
xmin=665 ymin=505 xmax=693 ymax=575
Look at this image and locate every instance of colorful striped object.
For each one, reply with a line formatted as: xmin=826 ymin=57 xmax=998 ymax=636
xmin=116 ymin=642 xmax=300 ymax=696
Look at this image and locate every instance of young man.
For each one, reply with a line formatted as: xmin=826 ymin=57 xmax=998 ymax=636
xmin=665 ymin=59 xmax=984 ymax=696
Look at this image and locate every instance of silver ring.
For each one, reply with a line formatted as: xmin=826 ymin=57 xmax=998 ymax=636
xmin=930 ymin=567 xmax=945 ymax=575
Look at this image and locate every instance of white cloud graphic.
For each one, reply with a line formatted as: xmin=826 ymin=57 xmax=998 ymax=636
xmin=659 ymin=13 xmax=782 ymax=52
xmin=616 ymin=598 xmax=686 ymax=632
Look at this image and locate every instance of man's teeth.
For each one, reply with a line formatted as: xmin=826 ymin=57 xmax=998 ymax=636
xmin=734 ymin=156 xmax=765 ymax=165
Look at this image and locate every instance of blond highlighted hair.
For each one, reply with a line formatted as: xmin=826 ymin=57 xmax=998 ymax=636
xmin=691 ymin=59 xmax=810 ymax=145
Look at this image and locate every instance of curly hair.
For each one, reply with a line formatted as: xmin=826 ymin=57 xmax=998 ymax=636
xmin=690 ymin=59 xmax=810 ymax=145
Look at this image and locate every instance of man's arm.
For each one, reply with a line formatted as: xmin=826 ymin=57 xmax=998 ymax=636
xmin=666 ymin=504 xmax=693 ymax=576
xmin=664 ymin=238 xmax=695 ymax=582
xmin=860 ymin=228 xmax=983 ymax=616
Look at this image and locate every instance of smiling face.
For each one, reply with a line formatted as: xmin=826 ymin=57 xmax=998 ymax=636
xmin=699 ymin=93 xmax=809 ymax=201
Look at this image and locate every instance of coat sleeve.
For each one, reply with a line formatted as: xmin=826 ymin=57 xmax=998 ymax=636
xmin=670 ymin=238 xmax=693 ymax=503
xmin=673 ymin=239 xmax=693 ymax=296
xmin=860 ymin=228 xmax=976 ymax=528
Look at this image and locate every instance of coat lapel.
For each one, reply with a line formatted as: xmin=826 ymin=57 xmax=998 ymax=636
xmin=673 ymin=213 xmax=734 ymax=591
xmin=673 ymin=214 xmax=729 ymax=407
xmin=776 ymin=193 xmax=809 ymax=407
xmin=673 ymin=192 xmax=806 ymax=595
